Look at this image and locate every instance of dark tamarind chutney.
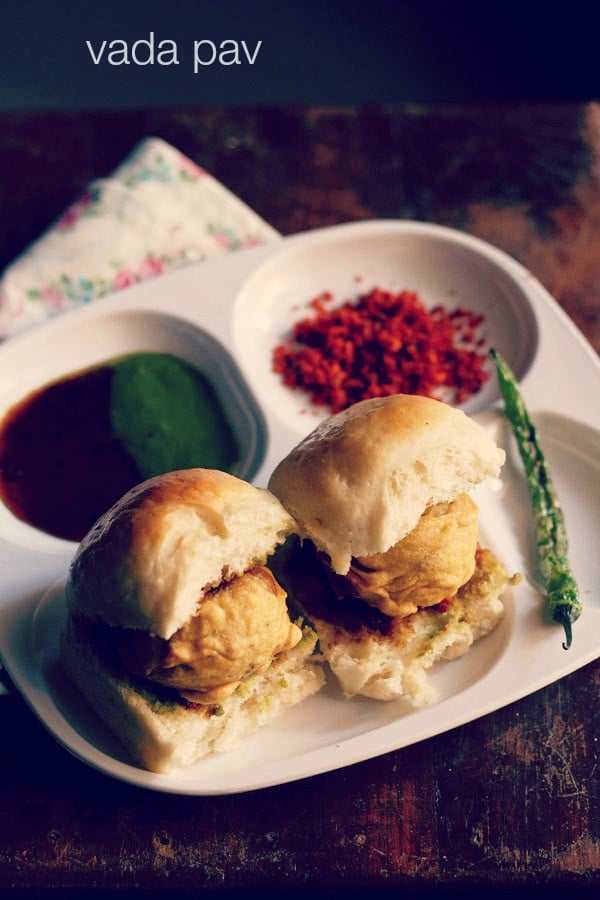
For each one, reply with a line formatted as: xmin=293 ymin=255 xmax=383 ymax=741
xmin=0 ymin=353 xmax=240 ymax=542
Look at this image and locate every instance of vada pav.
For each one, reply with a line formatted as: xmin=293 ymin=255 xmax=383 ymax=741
xmin=60 ymin=469 xmax=324 ymax=773
xmin=269 ymin=394 xmax=520 ymax=706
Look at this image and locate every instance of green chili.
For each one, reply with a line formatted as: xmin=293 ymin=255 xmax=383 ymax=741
xmin=491 ymin=349 xmax=581 ymax=648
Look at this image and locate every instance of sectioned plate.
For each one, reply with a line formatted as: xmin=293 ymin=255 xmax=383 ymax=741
xmin=0 ymin=220 xmax=598 ymax=795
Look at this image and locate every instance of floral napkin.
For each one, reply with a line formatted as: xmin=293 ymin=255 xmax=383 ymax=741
xmin=0 ymin=136 xmax=280 ymax=339
xmin=0 ymin=136 xmax=280 ymax=692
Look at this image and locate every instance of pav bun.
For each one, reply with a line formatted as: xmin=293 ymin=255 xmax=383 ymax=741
xmin=272 ymin=540 xmax=512 ymax=708
xmin=60 ymin=469 xmax=324 ymax=773
xmin=67 ymin=468 xmax=297 ymax=639
xmin=60 ymin=614 xmax=322 ymax=774
xmin=269 ymin=395 xmax=519 ymax=707
xmin=269 ymin=394 xmax=504 ymax=575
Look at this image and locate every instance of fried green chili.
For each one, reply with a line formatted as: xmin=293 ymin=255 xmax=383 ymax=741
xmin=491 ymin=349 xmax=581 ymax=648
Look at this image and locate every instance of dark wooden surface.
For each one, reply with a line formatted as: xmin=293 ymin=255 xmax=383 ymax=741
xmin=0 ymin=104 xmax=599 ymax=898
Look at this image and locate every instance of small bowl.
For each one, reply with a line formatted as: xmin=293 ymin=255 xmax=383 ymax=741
xmin=0 ymin=309 xmax=267 ymax=549
xmin=232 ymin=220 xmax=539 ymax=435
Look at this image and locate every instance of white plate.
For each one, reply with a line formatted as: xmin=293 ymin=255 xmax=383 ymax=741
xmin=0 ymin=220 xmax=598 ymax=795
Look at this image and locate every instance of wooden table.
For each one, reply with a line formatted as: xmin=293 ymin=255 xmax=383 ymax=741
xmin=0 ymin=104 xmax=598 ymax=899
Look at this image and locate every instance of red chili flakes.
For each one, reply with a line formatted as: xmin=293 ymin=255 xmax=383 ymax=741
xmin=273 ymin=288 xmax=489 ymax=413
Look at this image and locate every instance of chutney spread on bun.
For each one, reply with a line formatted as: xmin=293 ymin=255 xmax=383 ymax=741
xmin=60 ymin=468 xmax=324 ymax=773
xmin=269 ymin=394 xmax=520 ymax=707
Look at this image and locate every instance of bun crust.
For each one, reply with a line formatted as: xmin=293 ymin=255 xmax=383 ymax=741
xmin=269 ymin=395 xmax=504 ymax=574
xmin=66 ymin=469 xmax=296 ymax=639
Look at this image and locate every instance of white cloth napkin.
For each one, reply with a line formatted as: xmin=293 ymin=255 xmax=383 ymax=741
xmin=0 ymin=136 xmax=280 ymax=338
xmin=0 ymin=136 xmax=280 ymax=692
